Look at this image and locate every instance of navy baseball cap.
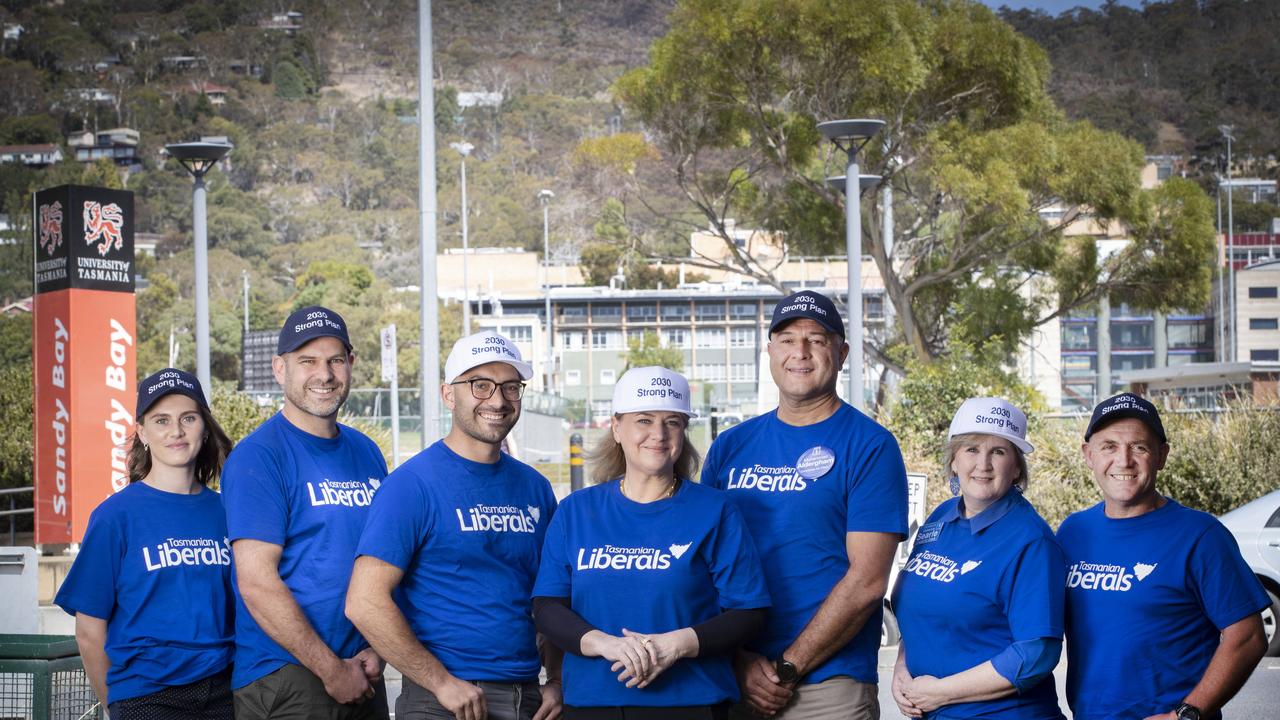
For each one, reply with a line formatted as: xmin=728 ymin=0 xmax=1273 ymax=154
xmin=277 ymin=306 xmax=352 ymax=355
xmin=769 ymin=291 xmax=845 ymax=337
xmin=1084 ymin=392 xmax=1167 ymax=444
xmin=137 ymin=368 xmax=208 ymax=418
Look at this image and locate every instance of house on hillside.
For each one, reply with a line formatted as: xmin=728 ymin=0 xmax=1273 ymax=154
xmin=66 ymin=88 xmax=116 ymax=104
xmin=0 ymin=144 xmax=63 ymax=167
xmin=67 ymin=128 xmax=140 ymax=168
xmin=261 ymin=11 xmax=303 ymax=34
xmin=190 ymin=80 xmax=231 ymax=106
xmin=3 ymin=24 xmax=23 ymax=42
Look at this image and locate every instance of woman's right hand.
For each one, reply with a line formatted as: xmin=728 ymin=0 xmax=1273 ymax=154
xmin=580 ymin=629 xmax=653 ymax=686
xmin=892 ymin=645 xmax=922 ymax=718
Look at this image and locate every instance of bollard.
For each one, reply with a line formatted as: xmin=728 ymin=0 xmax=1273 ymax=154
xmin=569 ymin=433 xmax=584 ymax=492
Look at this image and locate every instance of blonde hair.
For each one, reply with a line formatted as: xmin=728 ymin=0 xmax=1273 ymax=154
xmin=943 ymin=432 xmax=1029 ymax=492
xmin=586 ymin=415 xmax=702 ymax=485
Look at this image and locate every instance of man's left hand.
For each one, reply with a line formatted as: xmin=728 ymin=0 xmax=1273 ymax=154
xmin=353 ymin=647 xmax=385 ymax=683
xmin=532 ymin=680 xmax=563 ymax=720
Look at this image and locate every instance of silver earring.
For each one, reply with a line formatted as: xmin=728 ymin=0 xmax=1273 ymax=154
xmin=948 ymin=476 xmax=960 ymax=496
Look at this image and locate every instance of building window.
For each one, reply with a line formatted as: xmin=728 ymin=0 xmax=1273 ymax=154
xmin=1167 ymin=321 xmax=1211 ymax=350
xmin=1061 ymin=355 xmax=1097 ymax=377
xmin=661 ymin=302 xmax=690 ymax=321
xmin=730 ymin=302 xmax=757 ymax=320
xmin=591 ymin=400 xmax=611 ymax=416
xmin=1249 ymin=286 xmax=1278 ymax=299
xmin=695 ymin=328 xmax=726 ymax=349
xmin=1250 ymin=318 xmax=1279 ymax=331
xmin=730 ymin=327 xmax=755 ymax=348
xmin=565 ymin=369 xmax=581 ymax=386
xmin=592 ymin=304 xmax=621 ymax=321
xmin=626 ymin=328 xmax=646 ymax=345
xmin=501 ymin=325 xmax=532 ymax=343
xmin=693 ymin=363 xmax=726 ymax=382
xmin=729 ymin=363 xmax=754 ymax=382
xmin=864 ymin=295 xmax=884 ymax=320
xmin=663 ymin=329 xmax=689 ymax=349
xmin=696 ymin=302 xmax=725 ymax=321
xmin=560 ymin=304 xmax=587 ymax=319
xmin=600 ymin=368 xmax=617 ymax=385
xmin=1250 ymin=349 xmax=1279 ymax=362
xmin=1167 ymin=352 xmax=1214 ymax=366
xmin=1110 ymin=322 xmax=1153 ymax=350
xmin=560 ymin=331 xmax=586 ymax=350
xmin=592 ymin=330 xmax=623 ymax=349
xmin=1061 ymin=323 xmax=1096 ymax=351
xmin=627 ymin=303 xmax=657 ymax=321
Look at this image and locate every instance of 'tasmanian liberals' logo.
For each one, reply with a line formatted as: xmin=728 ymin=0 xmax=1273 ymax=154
xmin=142 ymin=537 xmax=231 ymax=571
xmin=904 ymin=550 xmax=961 ymax=583
xmin=83 ymin=201 xmax=124 ymax=256
xmin=456 ymin=504 xmax=539 ymax=533
xmin=725 ymin=464 xmax=807 ymax=493
xmin=577 ymin=542 xmax=691 ymax=571
xmin=1067 ymin=561 xmax=1158 ymax=592
xmin=39 ymin=202 xmax=63 ymax=256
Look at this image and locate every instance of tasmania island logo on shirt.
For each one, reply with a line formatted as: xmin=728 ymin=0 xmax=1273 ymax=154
xmin=1067 ymin=561 xmax=1158 ymax=592
xmin=456 ymin=503 xmax=539 ymax=533
xmin=308 ymin=478 xmax=379 ymax=508
xmin=725 ymin=464 xmax=807 ymax=492
xmin=577 ymin=542 xmax=691 ymax=571
xmin=143 ymin=537 xmax=231 ymax=572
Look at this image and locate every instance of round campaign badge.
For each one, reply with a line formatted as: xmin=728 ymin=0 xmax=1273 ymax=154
xmin=796 ymin=446 xmax=836 ymax=480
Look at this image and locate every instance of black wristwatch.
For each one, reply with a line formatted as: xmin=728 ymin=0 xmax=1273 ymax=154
xmin=1174 ymin=702 xmax=1202 ymax=720
xmin=774 ymin=658 xmax=800 ymax=685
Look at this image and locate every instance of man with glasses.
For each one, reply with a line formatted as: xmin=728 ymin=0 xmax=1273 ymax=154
xmin=348 ymin=330 xmax=563 ymax=720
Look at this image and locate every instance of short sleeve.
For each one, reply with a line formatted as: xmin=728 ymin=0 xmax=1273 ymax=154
xmin=54 ymin=507 xmax=122 ymax=620
xmin=1188 ymin=521 xmax=1270 ymax=630
xmin=700 ymin=438 xmax=725 ymax=489
xmin=845 ymin=433 xmax=909 ymax=536
xmin=702 ymin=501 xmax=771 ymax=610
xmin=532 ymin=500 xmax=572 ymax=598
xmin=356 ymin=470 xmax=430 ymax=570
xmin=221 ymin=442 xmax=289 ymax=545
xmin=1002 ymin=536 xmax=1067 ymax=641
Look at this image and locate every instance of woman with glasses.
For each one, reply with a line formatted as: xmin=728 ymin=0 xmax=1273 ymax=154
xmin=55 ymin=369 xmax=236 ymax=720
xmin=890 ymin=398 xmax=1067 ymax=719
xmin=533 ymin=366 xmax=771 ymax=720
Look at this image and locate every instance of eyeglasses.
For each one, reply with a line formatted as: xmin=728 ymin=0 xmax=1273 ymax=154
xmin=451 ymin=377 xmax=526 ymax=401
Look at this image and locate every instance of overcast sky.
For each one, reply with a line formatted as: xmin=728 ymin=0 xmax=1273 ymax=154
xmin=981 ymin=0 xmax=1143 ymax=14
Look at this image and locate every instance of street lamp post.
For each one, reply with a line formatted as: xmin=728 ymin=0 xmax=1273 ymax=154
xmin=450 ymin=141 xmax=474 ymax=335
xmin=818 ymin=119 xmax=884 ymax=412
xmin=538 ymin=189 xmax=555 ymax=394
xmin=165 ymin=138 xmax=233 ymax=400
xmin=1219 ymin=125 xmax=1236 ymax=362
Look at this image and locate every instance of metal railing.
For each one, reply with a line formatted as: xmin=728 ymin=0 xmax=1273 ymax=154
xmin=0 ymin=487 xmax=32 ymax=546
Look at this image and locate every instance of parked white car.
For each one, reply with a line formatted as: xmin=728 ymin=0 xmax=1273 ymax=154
xmin=1219 ymin=488 xmax=1280 ymax=656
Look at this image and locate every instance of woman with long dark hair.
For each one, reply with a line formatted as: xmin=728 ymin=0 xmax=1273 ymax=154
xmin=56 ymin=368 xmax=236 ymax=720
xmin=533 ymin=366 xmax=770 ymax=720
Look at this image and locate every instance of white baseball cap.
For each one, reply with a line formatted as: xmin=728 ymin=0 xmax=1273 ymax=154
xmin=444 ymin=330 xmax=534 ymax=384
xmin=611 ymin=366 xmax=697 ymax=417
xmin=947 ymin=397 xmax=1034 ymax=454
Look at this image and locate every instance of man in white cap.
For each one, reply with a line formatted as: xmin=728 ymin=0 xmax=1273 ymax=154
xmin=347 ymin=330 xmax=563 ymax=720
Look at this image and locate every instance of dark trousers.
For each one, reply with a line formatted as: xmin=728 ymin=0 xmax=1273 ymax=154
xmin=396 ymin=677 xmax=542 ymax=720
xmin=233 ymin=663 xmax=390 ymax=720
xmin=565 ymin=703 xmax=731 ymax=720
xmin=108 ymin=667 xmax=234 ymax=720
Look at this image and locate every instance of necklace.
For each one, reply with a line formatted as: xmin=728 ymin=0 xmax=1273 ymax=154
xmin=620 ymin=477 xmax=678 ymax=502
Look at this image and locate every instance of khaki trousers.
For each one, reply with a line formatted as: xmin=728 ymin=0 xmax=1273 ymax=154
xmin=730 ymin=676 xmax=878 ymax=720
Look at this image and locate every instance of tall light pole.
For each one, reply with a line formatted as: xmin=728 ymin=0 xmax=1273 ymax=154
xmin=165 ymin=138 xmax=233 ymax=401
xmin=1215 ymin=176 xmax=1225 ymax=362
xmin=450 ymin=141 xmax=474 ymax=334
xmin=1219 ymin=125 xmax=1236 ymax=362
xmin=538 ymin=189 xmax=555 ymax=393
xmin=242 ymin=269 xmax=250 ymax=334
xmin=818 ymin=119 xmax=884 ymax=412
xmin=418 ymin=0 xmax=441 ymax=447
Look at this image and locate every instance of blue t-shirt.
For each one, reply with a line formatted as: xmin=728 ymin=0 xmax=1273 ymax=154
xmin=221 ymin=413 xmax=388 ymax=689
xmin=1057 ymin=500 xmax=1270 ymax=720
xmin=892 ymin=492 xmax=1066 ymax=719
xmin=701 ymin=403 xmax=908 ymax=684
xmin=356 ymin=441 xmax=558 ymax=682
xmin=55 ymin=482 xmax=233 ymax=703
xmin=533 ymin=480 xmax=771 ymax=707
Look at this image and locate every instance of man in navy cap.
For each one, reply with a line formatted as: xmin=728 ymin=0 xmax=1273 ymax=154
xmin=702 ymin=291 xmax=908 ymax=719
xmin=1058 ymin=392 xmax=1268 ymax=720
xmin=222 ymin=306 xmax=390 ymax=719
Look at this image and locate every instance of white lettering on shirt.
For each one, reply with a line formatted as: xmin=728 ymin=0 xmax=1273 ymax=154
xmin=725 ymin=464 xmax=808 ymax=492
xmin=456 ymin=504 xmax=538 ymax=533
xmin=142 ymin=537 xmax=231 ymax=571
xmin=575 ymin=543 xmax=691 ymax=571
xmin=307 ymin=478 xmax=377 ymax=508
xmin=904 ymin=550 xmax=960 ymax=583
xmin=1065 ymin=561 xmax=1157 ymax=592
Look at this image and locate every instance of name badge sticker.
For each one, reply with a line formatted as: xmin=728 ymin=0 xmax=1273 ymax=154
xmin=795 ymin=446 xmax=836 ymax=480
xmin=915 ymin=521 xmax=942 ymax=546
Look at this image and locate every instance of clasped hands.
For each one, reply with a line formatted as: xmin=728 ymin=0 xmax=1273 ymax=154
xmin=582 ymin=627 xmax=698 ymax=688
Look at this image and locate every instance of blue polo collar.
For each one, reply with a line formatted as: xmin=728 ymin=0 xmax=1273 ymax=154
xmin=938 ymin=490 xmax=1021 ymax=534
